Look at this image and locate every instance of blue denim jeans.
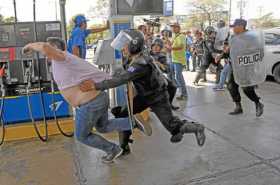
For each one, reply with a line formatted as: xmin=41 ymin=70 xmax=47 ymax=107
xmin=167 ymin=56 xmax=176 ymax=83
xmin=174 ymin=63 xmax=187 ymax=97
xmin=217 ymin=63 xmax=232 ymax=88
xmin=75 ymin=91 xmax=132 ymax=154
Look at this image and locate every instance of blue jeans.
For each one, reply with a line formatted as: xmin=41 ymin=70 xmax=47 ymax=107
xmin=168 ymin=62 xmax=176 ymax=83
xmin=75 ymin=91 xmax=132 ymax=154
xmin=217 ymin=63 xmax=231 ymax=88
xmin=174 ymin=63 xmax=187 ymax=96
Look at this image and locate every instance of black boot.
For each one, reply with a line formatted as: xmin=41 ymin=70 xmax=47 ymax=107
xmin=170 ymin=117 xmax=184 ymax=143
xmin=256 ymin=102 xmax=264 ymax=117
xmin=119 ymin=131 xmax=133 ymax=156
xmin=229 ymin=102 xmax=243 ymax=115
xmin=180 ymin=120 xmax=206 ymax=146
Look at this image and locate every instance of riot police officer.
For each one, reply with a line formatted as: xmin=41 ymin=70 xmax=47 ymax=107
xmin=150 ymin=38 xmax=179 ymax=110
xmin=193 ymin=26 xmax=223 ymax=85
xmin=80 ymin=30 xmax=206 ymax=155
xmin=228 ymin=19 xmax=264 ymax=117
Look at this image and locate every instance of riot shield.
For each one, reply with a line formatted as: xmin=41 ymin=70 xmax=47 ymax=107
xmin=230 ymin=30 xmax=266 ymax=87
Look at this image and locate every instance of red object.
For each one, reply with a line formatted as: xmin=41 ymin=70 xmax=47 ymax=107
xmin=0 ymin=47 xmax=16 ymax=62
xmin=0 ymin=66 xmax=5 ymax=77
xmin=9 ymin=47 xmax=16 ymax=62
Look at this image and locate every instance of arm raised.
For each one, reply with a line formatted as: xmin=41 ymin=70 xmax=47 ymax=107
xmin=22 ymin=42 xmax=66 ymax=61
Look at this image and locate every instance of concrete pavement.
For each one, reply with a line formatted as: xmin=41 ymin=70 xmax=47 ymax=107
xmin=1 ymin=72 xmax=280 ymax=185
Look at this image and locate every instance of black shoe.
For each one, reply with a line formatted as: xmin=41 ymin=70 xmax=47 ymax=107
xmin=101 ymin=146 xmax=123 ymax=163
xmin=193 ymin=81 xmax=199 ymax=86
xmin=180 ymin=122 xmax=206 ymax=147
xmin=256 ymin=102 xmax=264 ymax=117
xmin=170 ymin=132 xmax=183 ymax=143
xmin=229 ymin=102 xmax=243 ymax=115
xmin=120 ymin=144 xmax=131 ymax=156
xmin=171 ymin=105 xmax=180 ymax=110
xmin=229 ymin=108 xmax=243 ymax=115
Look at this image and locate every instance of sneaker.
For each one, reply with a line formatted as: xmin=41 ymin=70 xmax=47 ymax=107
xmin=134 ymin=114 xmax=152 ymax=136
xmin=120 ymin=144 xmax=131 ymax=156
xmin=101 ymin=146 xmax=123 ymax=163
xmin=200 ymin=79 xmax=207 ymax=82
xmin=176 ymin=95 xmax=187 ymax=101
xmin=213 ymin=87 xmax=225 ymax=91
xmin=256 ymin=102 xmax=264 ymax=117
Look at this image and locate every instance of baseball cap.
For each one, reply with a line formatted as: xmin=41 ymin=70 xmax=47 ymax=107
xmin=230 ymin=19 xmax=247 ymax=28
xmin=74 ymin=15 xmax=89 ymax=27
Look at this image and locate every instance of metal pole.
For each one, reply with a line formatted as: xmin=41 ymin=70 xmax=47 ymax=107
xmin=55 ymin=0 xmax=58 ymax=21
xmin=13 ymin=0 xmax=18 ymax=23
xmin=239 ymin=0 xmax=244 ymax=18
xmin=59 ymin=0 xmax=67 ymax=42
xmin=229 ymin=0 xmax=232 ymax=24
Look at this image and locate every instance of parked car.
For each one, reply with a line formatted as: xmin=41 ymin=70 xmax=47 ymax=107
xmin=264 ymin=27 xmax=280 ymax=83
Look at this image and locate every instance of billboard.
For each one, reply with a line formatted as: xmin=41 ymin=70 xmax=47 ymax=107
xmin=117 ymin=0 xmax=163 ymax=15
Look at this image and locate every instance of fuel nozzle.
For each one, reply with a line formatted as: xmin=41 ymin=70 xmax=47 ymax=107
xmin=0 ymin=64 xmax=6 ymax=96
xmin=23 ymin=60 xmax=33 ymax=89
xmin=0 ymin=65 xmax=5 ymax=78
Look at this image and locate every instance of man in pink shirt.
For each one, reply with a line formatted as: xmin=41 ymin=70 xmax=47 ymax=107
xmin=22 ymin=37 xmax=150 ymax=163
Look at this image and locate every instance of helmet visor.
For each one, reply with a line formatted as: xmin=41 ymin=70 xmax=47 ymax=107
xmin=111 ymin=31 xmax=133 ymax=51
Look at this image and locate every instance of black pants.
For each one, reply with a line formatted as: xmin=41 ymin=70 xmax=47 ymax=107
xmin=194 ymin=62 xmax=223 ymax=83
xmin=112 ymin=91 xmax=182 ymax=135
xmin=227 ymin=71 xmax=260 ymax=103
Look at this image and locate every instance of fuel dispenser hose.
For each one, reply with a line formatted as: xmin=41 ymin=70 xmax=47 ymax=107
xmin=0 ymin=65 xmax=6 ymax=145
xmin=26 ymin=71 xmax=48 ymax=142
xmin=0 ymin=94 xmax=5 ymax=146
xmin=51 ymin=78 xmax=73 ymax=137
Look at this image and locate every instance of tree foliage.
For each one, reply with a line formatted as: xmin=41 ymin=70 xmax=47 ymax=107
xmin=87 ymin=0 xmax=109 ymax=20
xmin=0 ymin=15 xmax=15 ymax=23
xmin=252 ymin=13 xmax=280 ymax=29
xmin=187 ymin=0 xmax=227 ymax=29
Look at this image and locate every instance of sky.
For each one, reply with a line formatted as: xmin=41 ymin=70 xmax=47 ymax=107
xmin=0 ymin=0 xmax=280 ymax=24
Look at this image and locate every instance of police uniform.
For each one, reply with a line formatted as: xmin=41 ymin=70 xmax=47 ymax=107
xmin=105 ymin=29 xmax=205 ymax=154
xmin=192 ymin=37 xmax=204 ymax=69
xmin=194 ymin=32 xmax=223 ymax=84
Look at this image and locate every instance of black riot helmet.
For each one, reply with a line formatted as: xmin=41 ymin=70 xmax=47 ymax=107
xmin=151 ymin=38 xmax=164 ymax=49
xmin=111 ymin=29 xmax=145 ymax=55
xmin=205 ymin=26 xmax=216 ymax=36
xmin=217 ymin=20 xmax=226 ymax=28
xmin=124 ymin=29 xmax=145 ymax=55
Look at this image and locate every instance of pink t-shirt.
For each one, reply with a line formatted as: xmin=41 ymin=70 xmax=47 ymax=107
xmin=52 ymin=52 xmax=111 ymax=90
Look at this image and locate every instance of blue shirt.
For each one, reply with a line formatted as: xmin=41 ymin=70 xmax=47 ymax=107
xmin=67 ymin=27 xmax=91 ymax=59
